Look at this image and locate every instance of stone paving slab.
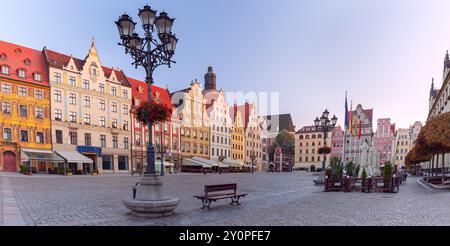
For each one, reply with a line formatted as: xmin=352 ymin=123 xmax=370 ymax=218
xmin=3 ymin=173 xmax=450 ymax=226
xmin=1 ymin=177 xmax=27 ymax=226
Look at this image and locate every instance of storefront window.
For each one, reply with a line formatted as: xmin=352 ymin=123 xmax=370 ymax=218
xmin=119 ymin=156 xmax=128 ymax=170
xmin=102 ymin=155 xmax=113 ymax=170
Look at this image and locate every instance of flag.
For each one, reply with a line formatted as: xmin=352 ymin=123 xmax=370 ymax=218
xmin=353 ymin=113 xmax=358 ymax=136
xmin=358 ymin=120 xmax=362 ymax=139
xmin=344 ymin=92 xmax=349 ymax=129
xmin=348 ymin=111 xmax=353 ymax=134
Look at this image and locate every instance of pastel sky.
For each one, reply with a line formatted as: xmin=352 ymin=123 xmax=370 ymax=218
xmin=2 ymin=0 xmax=450 ymax=130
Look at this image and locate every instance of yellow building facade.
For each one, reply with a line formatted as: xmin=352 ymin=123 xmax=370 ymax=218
xmin=231 ymin=108 xmax=245 ymax=162
xmin=0 ymin=41 xmax=57 ymax=172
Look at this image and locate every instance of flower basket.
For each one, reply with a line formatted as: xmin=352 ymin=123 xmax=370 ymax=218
xmin=318 ymin=147 xmax=331 ymax=155
xmin=136 ymin=101 xmax=173 ymax=125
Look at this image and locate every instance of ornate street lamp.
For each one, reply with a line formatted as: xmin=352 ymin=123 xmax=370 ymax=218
xmin=312 ymin=110 xmax=337 ymax=185
xmin=118 ymin=5 xmax=179 ymax=218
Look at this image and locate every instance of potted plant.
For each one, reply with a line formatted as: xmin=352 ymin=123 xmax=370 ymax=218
xmin=383 ymin=161 xmax=393 ymax=192
xmin=361 ymin=167 xmax=367 ymax=192
xmin=136 ymin=101 xmax=173 ymax=125
xmin=20 ymin=165 xmax=30 ymax=175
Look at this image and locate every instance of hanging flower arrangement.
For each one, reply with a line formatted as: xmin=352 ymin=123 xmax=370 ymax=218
xmin=136 ymin=101 xmax=173 ymax=125
xmin=318 ymin=146 xmax=331 ymax=155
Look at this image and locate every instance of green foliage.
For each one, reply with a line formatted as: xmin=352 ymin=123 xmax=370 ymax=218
xmin=361 ymin=167 xmax=367 ymax=181
xmin=19 ymin=165 xmax=29 ymax=174
xmin=354 ymin=165 xmax=360 ymax=177
xmin=329 ymin=157 xmax=341 ymax=167
xmin=330 ymin=161 xmax=343 ymax=179
xmin=275 ymin=130 xmax=295 ymax=153
xmin=345 ymin=161 xmax=355 ymax=176
xmin=268 ymin=142 xmax=280 ymax=162
xmin=57 ymin=166 xmax=65 ymax=175
xmin=384 ymin=161 xmax=393 ymax=188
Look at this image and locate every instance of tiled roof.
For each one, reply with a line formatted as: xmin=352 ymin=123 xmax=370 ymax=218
xmin=44 ymin=48 xmax=130 ymax=87
xmin=128 ymin=77 xmax=172 ymax=108
xmin=0 ymin=40 xmax=49 ymax=86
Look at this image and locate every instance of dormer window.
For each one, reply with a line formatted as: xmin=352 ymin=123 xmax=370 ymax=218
xmin=1 ymin=65 xmax=9 ymax=75
xmin=24 ymin=58 xmax=31 ymax=65
xmin=18 ymin=69 xmax=26 ymax=78
xmin=14 ymin=48 xmax=22 ymax=54
xmin=0 ymin=53 xmax=7 ymax=60
xmin=34 ymin=73 xmax=41 ymax=81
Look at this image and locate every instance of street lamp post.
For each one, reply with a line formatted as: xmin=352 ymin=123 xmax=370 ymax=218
xmin=313 ymin=110 xmax=337 ymax=184
xmin=118 ymin=5 xmax=180 ymax=218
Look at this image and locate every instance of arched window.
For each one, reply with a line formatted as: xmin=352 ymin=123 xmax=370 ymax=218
xmin=312 ymin=134 xmax=316 ymax=139
xmin=318 ymin=134 xmax=322 ymax=138
xmin=299 ymin=135 xmax=304 ymax=140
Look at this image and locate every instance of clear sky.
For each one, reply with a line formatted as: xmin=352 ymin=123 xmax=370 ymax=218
xmin=2 ymin=0 xmax=450 ymax=130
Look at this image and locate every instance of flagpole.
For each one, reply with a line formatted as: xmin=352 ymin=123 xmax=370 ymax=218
xmin=341 ymin=91 xmax=348 ymax=166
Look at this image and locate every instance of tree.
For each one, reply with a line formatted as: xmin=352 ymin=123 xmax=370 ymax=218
xmin=275 ymin=129 xmax=295 ymax=154
xmin=383 ymin=161 xmax=393 ymax=189
xmin=421 ymin=112 xmax=450 ymax=183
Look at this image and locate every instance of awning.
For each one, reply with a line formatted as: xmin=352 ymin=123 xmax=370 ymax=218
xmin=55 ymin=150 xmax=93 ymax=164
xmin=21 ymin=148 xmax=65 ymax=163
xmin=163 ymin=162 xmax=175 ymax=167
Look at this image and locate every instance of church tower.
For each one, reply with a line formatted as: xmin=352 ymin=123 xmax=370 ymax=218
xmin=204 ymin=65 xmax=217 ymax=91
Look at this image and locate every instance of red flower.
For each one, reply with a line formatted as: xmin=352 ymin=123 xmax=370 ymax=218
xmin=136 ymin=101 xmax=173 ymax=125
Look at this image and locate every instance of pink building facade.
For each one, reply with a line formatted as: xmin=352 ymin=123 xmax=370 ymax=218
xmin=331 ymin=126 xmax=344 ymax=159
xmin=373 ymin=118 xmax=396 ymax=166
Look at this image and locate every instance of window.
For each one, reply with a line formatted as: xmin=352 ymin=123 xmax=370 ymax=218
xmin=124 ymin=138 xmax=129 ymax=149
xmin=99 ymin=99 xmax=106 ymax=110
xmin=99 ymin=116 xmax=106 ymax=127
xmin=122 ymin=90 xmax=128 ymax=98
xmin=123 ymin=121 xmax=128 ymax=131
xmin=35 ymin=90 xmax=43 ymax=99
xmin=69 ymin=93 xmax=76 ymax=105
xmin=112 ymin=119 xmax=118 ymax=128
xmin=69 ymin=131 xmax=77 ymax=145
xmin=34 ymin=73 xmax=41 ymax=81
xmin=35 ymin=107 xmax=44 ymax=119
xmin=54 ymin=72 xmax=61 ymax=82
xmin=69 ymin=111 xmax=77 ymax=123
xmin=135 ymin=134 xmax=141 ymax=146
xmin=20 ymin=130 xmax=28 ymax=142
xmin=100 ymin=135 xmax=106 ymax=147
xmin=54 ymin=109 xmax=62 ymax=121
xmin=3 ymin=128 xmax=12 ymax=140
xmin=1 ymin=65 xmax=9 ymax=75
xmin=83 ymin=114 xmax=91 ymax=125
xmin=18 ymin=86 xmax=27 ymax=96
xmin=55 ymin=130 xmax=63 ymax=144
xmin=102 ymin=155 xmax=113 ymax=170
xmin=82 ymin=80 xmax=90 ymax=89
xmin=111 ymin=102 xmax=117 ymax=112
xmin=99 ymin=83 xmax=105 ymax=93
xmin=36 ymin=132 xmax=44 ymax=143
xmin=113 ymin=136 xmax=118 ymax=148
xmin=83 ymin=96 xmax=90 ymax=107
xmin=118 ymin=156 xmax=128 ymax=170
xmin=85 ymin=133 xmax=92 ymax=146
xmin=92 ymin=68 xmax=97 ymax=76
xmin=111 ymin=86 xmax=117 ymax=96
xmin=54 ymin=90 xmax=62 ymax=102
xmin=123 ymin=105 xmax=128 ymax=115
xmin=69 ymin=76 xmax=76 ymax=86
xmin=1 ymin=83 xmax=11 ymax=93
xmin=18 ymin=69 xmax=26 ymax=78
xmin=2 ymin=102 xmax=11 ymax=114
xmin=19 ymin=105 xmax=28 ymax=117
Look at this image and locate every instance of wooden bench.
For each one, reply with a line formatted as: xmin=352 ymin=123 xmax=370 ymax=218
xmin=194 ymin=183 xmax=247 ymax=209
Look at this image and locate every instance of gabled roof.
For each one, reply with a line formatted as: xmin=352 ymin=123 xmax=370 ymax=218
xmin=127 ymin=77 xmax=171 ymax=108
xmin=0 ymin=40 xmax=49 ymax=86
xmin=44 ymin=48 xmax=130 ymax=87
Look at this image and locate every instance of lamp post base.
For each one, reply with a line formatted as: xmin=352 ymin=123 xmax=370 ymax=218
xmin=123 ymin=174 xmax=180 ymax=218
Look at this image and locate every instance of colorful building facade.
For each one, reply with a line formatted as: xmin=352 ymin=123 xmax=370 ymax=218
xmin=230 ymin=104 xmax=245 ymax=162
xmin=373 ymin=118 xmax=395 ymax=166
xmin=44 ymin=41 xmax=132 ymax=174
xmin=128 ymin=77 xmax=181 ymax=174
xmin=0 ymin=40 xmax=61 ymax=172
xmin=331 ymin=125 xmax=344 ymax=159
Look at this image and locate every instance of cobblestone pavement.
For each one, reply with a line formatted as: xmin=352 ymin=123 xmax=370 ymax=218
xmin=1 ymin=172 xmax=450 ymax=226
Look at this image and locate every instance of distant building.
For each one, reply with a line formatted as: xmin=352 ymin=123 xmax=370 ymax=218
xmin=344 ymin=104 xmax=374 ymax=164
xmin=331 ymin=125 xmax=344 ymax=159
xmin=295 ymin=125 xmax=332 ymax=171
xmin=373 ymin=118 xmax=396 ymax=166
xmin=261 ymin=114 xmax=295 ymax=168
